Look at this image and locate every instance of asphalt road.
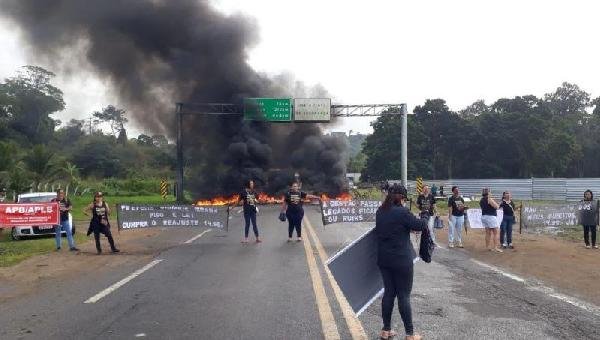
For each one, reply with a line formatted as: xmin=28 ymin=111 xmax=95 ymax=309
xmin=1 ymin=205 xmax=599 ymax=339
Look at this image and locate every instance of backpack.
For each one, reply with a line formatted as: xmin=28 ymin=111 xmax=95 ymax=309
xmin=419 ymin=226 xmax=435 ymax=263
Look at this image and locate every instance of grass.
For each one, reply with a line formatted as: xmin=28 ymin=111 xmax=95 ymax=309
xmin=0 ymin=194 xmax=174 ymax=267
xmin=69 ymin=194 xmax=176 ymax=221
xmin=0 ymin=230 xmax=89 ymax=267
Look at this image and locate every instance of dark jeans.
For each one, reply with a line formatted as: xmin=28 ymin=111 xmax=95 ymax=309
xmin=94 ymin=226 xmax=117 ymax=252
xmin=286 ymin=210 xmax=304 ymax=238
xmin=500 ymin=215 xmax=515 ymax=245
xmin=379 ymin=265 xmax=414 ymax=335
xmin=583 ymin=225 xmax=597 ymax=246
xmin=244 ymin=211 xmax=259 ymax=238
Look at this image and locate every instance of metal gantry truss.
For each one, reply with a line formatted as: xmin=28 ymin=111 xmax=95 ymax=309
xmin=175 ymin=102 xmax=407 ymax=202
xmin=176 ymin=102 xmax=406 ymax=116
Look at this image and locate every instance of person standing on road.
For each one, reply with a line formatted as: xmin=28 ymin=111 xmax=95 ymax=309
xmin=499 ymin=191 xmax=517 ymax=249
xmin=417 ymin=185 xmax=437 ymax=243
xmin=375 ymin=184 xmax=425 ymax=340
xmin=580 ymin=190 xmax=597 ymax=249
xmin=83 ymin=192 xmax=119 ymax=254
xmin=51 ymin=189 xmax=79 ymax=252
xmin=280 ymin=181 xmax=319 ymax=242
xmin=447 ymin=186 xmax=466 ymax=248
xmin=239 ymin=180 xmax=261 ymax=244
xmin=480 ymin=188 xmax=502 ymax=252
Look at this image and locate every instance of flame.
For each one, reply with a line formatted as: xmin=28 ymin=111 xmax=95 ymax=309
xmin=196 ymin=195 xmax=240 ymax=206
xmin=257 ymin=193 xmax=284 ymax=204
xmin=320 ymin=192 xmax=352 ymax=201
xmin=196 ymin=192 xmax=353 ymax=206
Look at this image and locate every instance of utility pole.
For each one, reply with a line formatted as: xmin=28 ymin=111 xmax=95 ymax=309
xmin=175 ymin=103 xmax=184 ymax=203
xmin=401 ymin=104 xmax=408 ymax=187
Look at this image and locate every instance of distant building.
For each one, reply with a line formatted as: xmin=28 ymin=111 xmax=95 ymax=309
xmin=346 ymin=172 xmax=361 ymax=183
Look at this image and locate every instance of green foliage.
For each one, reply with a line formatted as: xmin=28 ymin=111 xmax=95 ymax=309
xmin=93 ymin=105 xmax=128 ymax=136
xmin=362 ymin=83 xmax=600 ymax=181
xmin=0 ymin=66 xmax=63 ymax=144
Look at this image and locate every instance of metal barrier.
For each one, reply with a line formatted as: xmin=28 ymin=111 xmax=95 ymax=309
xmin=395 ymin=177 xmax=600 ymax=201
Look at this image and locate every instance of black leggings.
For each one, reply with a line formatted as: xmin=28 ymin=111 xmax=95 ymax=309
xmin=94 ymin=227 xmax=117 ymax=252
xmin=583 ymin=225 xmax=597 ymax=246
xmin=244 ymin=211 xmax=259 ymax=238
xmin=379 ymin=265 xmax=414 ymax=335
xmin=287 ymin=211 xmax=303 ymax=238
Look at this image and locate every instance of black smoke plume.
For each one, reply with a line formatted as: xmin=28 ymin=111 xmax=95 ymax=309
xmin=1 ymin=0 xmax=348 ymax=197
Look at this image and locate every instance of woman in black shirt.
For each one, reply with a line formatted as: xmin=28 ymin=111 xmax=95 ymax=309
xmin=83 ymin=192 xmax=119 ymax=254
xmin=280 ymin=181 xmax=319 ymax=242
xmin=239 ymin=180 xmax=261 ymax=244
xmin=375 ymin=184 xmax=426 ymax=340
xmin=499 ymin=191 xmax=517 ymax=249
xmin=580 ymin=190 xmax=597 ymax=249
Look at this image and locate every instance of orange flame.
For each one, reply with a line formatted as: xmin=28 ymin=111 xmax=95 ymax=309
xmin=320 ymin=192 xmax=352 ymax=201
xmin=196 ymin=192 xmax=353 ymax=206
xmin=196 ymin=195 xmax=240 ymax=206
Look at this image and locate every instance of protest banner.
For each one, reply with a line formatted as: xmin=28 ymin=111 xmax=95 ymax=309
xmin=466 ymin=209 xmax=504 ymax=229
xmin=116 ymin=204 xmax=229 ymax=230
xmin=0 ymin=203 xmax=60 ymax=227
xmin=321 ymin=200 xmax=381 ymax=225
xmin=520 ymin=201 xmax=599 ymax=234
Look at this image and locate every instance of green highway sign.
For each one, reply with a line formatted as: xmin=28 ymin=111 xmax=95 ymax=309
xmin=244 ymin=98 xmax=292 ymax=121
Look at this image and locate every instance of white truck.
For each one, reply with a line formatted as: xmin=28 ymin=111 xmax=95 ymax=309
xmin=10 ymin=192 xmax=75 ymax=240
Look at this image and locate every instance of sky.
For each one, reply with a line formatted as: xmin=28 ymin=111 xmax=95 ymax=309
xmin=1 ymin=0 xmax=600 ymax=135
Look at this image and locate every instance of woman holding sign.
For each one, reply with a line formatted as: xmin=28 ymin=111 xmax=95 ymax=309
xmin=375 ymin=184 xmax=426 ymax=340
xmin=280 ymin=181 xmax=319 ymax=242
xmin=480 ymin=188 xmax=502 ymax=252
xmin=83 ymin=192 xmax=119 ymax=254
xmin=239 ymin=180 xmax=261 ymax=244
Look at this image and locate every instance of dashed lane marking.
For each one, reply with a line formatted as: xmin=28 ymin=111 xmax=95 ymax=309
xmin=84 ymin=259 xmax=163 ymax=304
xmin=183 ymin=229 xmax=211 ymax=244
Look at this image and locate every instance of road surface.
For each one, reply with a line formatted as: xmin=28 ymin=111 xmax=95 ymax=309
xmin=1 ymin=205 xmax=599 ymax=339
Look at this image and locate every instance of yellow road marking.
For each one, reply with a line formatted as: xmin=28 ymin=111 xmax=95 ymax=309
xmin=304 ymin=217 xmax=368 ymax=340
xmin=301 ymin=219 xmax=341 ymax=340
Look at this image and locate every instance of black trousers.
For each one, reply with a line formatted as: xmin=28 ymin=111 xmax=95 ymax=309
xmin=583 ymin=225 xmax=597 ymax=246
xmin=286 ymin=210 xmax=304 ymax=238
xmin=244 ymin=211 xmax=259 ymax=238
xmin=94 ymin=226 xmax=117 ymax=252
xmin=379 ymin=265 xmax=414 ymax=335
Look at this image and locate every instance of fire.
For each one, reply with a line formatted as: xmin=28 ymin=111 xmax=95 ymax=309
xmin=257 ymin=193 xmax=284 ymax=204
xmin=196 ymin=193 xmax=283 ymax=206
xmin=320 ymin=192 xmax=353 ymax=201
xmin=196 ymin=195 xmax=240 ymax=206
xmin=196 ymin=192 xmax=353 ymax=206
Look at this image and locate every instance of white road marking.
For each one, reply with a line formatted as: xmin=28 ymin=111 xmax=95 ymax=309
xmin=471 ymin=259 xmax=526 ymax=283
xmin=470 ymin=258 xmax=600 ymax=317
xmin=183 ymin=229 xmax=211 ymax=244
xmin=135 ymin=334 xmax=146 ymax=337
xmin=84 ymin=259 xmax=163 ymax=304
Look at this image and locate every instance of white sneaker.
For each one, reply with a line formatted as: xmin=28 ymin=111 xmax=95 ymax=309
xmin=448 ymin=243 xmax=455 ymax=248
xmin=458 ymin=242 xmax=464 ymax=248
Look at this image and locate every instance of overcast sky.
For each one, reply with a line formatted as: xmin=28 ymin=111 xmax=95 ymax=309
xmin=1 ymin=0 xmax=600 ymax=134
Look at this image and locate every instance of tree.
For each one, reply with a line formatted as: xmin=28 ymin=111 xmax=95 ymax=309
xmin=347 ymin=151 xmax=367 ymax=173
xmin=0 ymin=65 xmax=64 ymax=144
xmin=23 ymin=144 xmax=57 ymax=183
xmin=93 ymin=105 xmax=128 ymax=136
xmin=544 ymin=82 xmax=590 ymax=115
xmin=137 ymin=134 xmax=154 ymax=146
